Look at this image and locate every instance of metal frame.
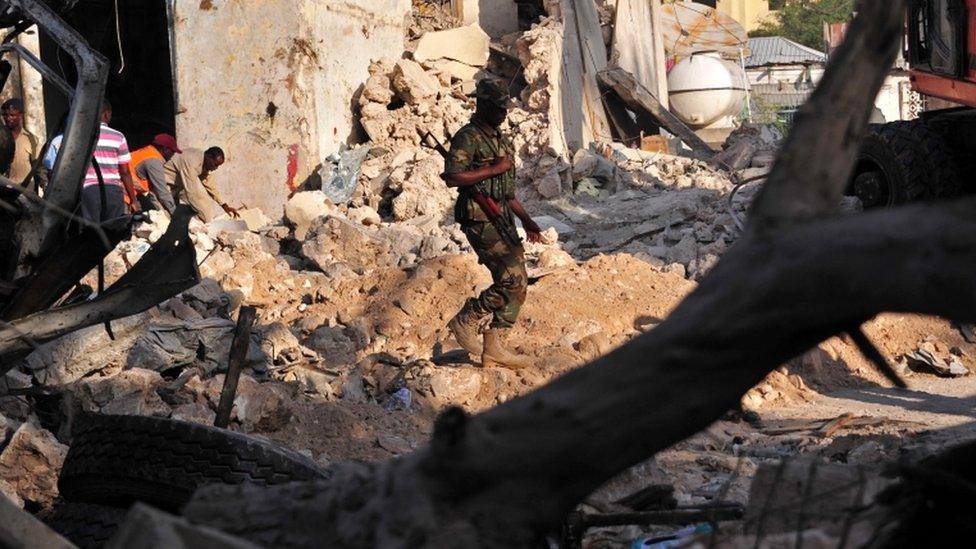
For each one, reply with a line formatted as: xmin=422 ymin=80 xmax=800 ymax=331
xmin=0 ymin=0 xmax=109 ymax=263
xmin=0 ymin=42 xmax=71 ymax=96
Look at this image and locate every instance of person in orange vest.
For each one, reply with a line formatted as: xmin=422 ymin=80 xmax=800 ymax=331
xmin=128 ymin=133 xmax=181 ymax=213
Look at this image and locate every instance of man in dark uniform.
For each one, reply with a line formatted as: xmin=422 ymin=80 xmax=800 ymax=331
xmin=443 ymin=79 xmax=543 ymax=370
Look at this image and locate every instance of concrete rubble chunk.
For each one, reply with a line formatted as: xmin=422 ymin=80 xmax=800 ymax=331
xmin=69 ymin=369 xmax=172 ymax=418
xmin=0 ymin=488 xmax=74 ymax=548
xmin=285 ymin=191 xmax=338 ymax=240
xmin=232 ymin=376 xmax=295 ymax=433
xmin=236 ymin=208 xmax=272 ymax=232
xmin=106 ymin=503 xmax=260 ymax=549
xmin=392 ymin=59 xmax=441 ymax=105
xmin=345 ymin=205 xmax=382 ymax=226
xmin=301 ymin=216 xmax=394 ymax=275
xmin=427 ymin=367 xmax=483 ymax=407
xmin=24 ymin=313 xmax=150 ymax=389
xmin=0 ymin=422 xmax=67 ymax=508
xmin=426 ymin=59 xmax=481 ymax=82
xmin=413 ymin=23 xmax=490 ymax=81
xmin=415 ymin=24 xmax=490 ymax=68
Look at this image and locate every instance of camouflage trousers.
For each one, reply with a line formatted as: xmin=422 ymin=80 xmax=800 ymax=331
xmin=463 ymin=221 xmax=527 ymax=329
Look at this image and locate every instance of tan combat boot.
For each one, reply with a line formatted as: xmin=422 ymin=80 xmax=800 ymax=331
xmin=481 ymin=328 xmax=533 ymax=370
xmin=448 ymin=299 xmax=488 ymax=356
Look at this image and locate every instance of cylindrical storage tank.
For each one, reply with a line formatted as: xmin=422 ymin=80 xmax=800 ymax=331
xmin=668 ymin=52 xmax=748 ymax=129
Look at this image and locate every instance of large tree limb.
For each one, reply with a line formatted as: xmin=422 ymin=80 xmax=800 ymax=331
xmin=187 ymin=198 xmax=976 ymax=546
xmin=185 ymin=1 xmax=930 ymax=546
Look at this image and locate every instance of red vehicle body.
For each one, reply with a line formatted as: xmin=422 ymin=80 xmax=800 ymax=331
xmin=908 ymin=0 xmax=976 ymax=107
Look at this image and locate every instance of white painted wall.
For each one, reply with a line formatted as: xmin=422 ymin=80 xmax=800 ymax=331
xmin=746 ymin=64 xmax=824 ymax=87
xmin=171 ymin=0 xmax=409 ymax=218
xmin=874 ymin=74 xmax=915 ymax=123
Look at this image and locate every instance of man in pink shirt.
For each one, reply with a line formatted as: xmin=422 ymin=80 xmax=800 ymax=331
xmin=80 ymin=99 xmax=140 ymax=226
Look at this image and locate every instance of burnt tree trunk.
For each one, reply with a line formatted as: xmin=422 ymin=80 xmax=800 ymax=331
xmin=186 ymin=1 xmax=955 ymax=546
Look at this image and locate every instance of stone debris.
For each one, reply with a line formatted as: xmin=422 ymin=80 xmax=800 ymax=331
xmin=67 ymin=368 xmax=172 ymax=418
xmin=0 ymin=421 xmax=68 ymax=508
xmin=903 ymin=340 xmax=971 ymax=377
xmin=393 ymin=58 xmax=443 ymax=105
xmin=285 ymin=191 xmax=338 ymax=240
xmin=413 ymin=23 xmax=490 ymax=81
xmin=5 ymin=7 xmax=974 ymax=547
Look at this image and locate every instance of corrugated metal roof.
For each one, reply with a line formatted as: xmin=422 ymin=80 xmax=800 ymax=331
xmin=745 ymin=36 xmax=826 ymax=68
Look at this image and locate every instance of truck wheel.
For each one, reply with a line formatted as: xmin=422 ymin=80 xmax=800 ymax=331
xmin=58 ymin=414 xmax=328 ymax=511
xmin=40 ymin=502 xmax=128 ymax=549
xmin=851 ymin=120 xmax=959 ymax=208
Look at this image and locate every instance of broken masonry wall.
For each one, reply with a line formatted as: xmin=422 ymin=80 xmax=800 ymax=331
xmin=307 ymin=0 xmax=411 ymax=165
xmin=171 ymin=0 xmax=409 ymax=218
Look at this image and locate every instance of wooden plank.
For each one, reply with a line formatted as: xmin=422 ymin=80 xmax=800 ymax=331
xmin=815 ymin=412 xmax=855 ymax=438
xmin=598 ymin=66 xmax=715 ymax=154
xmin=563 ymin=0 xmax=613 ymax=147
xmin=214 ymin=306 xmax=257 ymax=429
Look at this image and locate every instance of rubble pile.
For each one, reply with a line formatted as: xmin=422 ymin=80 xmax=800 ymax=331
xmin=7 ymin=6 xmax=976 ymax=549
xmin=509 ymin=17 xmax=572 ymax=198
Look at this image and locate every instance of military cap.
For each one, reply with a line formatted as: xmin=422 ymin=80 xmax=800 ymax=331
xmin=469 ymin=79 xmax=514 ymax=107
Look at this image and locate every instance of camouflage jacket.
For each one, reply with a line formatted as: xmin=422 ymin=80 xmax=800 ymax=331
xmin=444 ymin=120 xmax=517 ymax=223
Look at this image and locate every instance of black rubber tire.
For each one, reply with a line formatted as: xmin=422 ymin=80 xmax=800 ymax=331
xmin=851 ymin=120 xmax=960 ymax=208
xmin=40 ymin=502 xmax=128 ymax=549
xmin=58 ymin=414 xmax=328 ymax=511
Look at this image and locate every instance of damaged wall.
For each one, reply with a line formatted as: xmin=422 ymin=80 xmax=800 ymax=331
xmin=171 ymin=0 xmax=410 ymax=218
xmin=450 ymin=0 xmax=519 ymax=38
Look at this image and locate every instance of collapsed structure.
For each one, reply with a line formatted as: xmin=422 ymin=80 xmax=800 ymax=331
xmin=0 ymin=0 xmax=973 ymax=547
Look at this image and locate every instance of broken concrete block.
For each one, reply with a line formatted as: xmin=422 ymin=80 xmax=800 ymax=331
xmin=0 ymin=488 xmax=73 ymax=547
xmin=360 ymin=72 xmax=395 ymax=105
xmin=232 ymin=377 xmax=294 ymax=433
xmin=425 ymin=58 xmax=481 ymax=82
xmin=106 ymin=503 xmax=260 ymax=549
xmin=428 ymin=367 xmax=483 ymax=408
xmin=24 ymin=313 xmax=150 ymax=388
xmin=285 ymin=191 xmax=338 ymax=240
xmin=207 ymin=219 xmax=249 ymax=234
xmin=392 ymin=59 xmax=441 ymax=105
xmin=171 ymin=402 xmax=216 ymax=426
xmin=0 ymin=422 xmax=67 ymax=508
xmin=301 ymin=216 xmax=393 ymax=275
xmin=236 ymin=208 xmax=272 ymax=232
xmin=69 ymin=369 xmax=171 ymax=418
xmin=345 ymin=205 xmax=382 ymax=226
xmin=577 ymin=331 xmax=612 ymax=361
xmin=532 ymin=215 xmax=574 ymax=236
xmin=535 ymin=169 xmax=564 ymax=198
xmin=414 ymin=23 xmax=490 ymax=67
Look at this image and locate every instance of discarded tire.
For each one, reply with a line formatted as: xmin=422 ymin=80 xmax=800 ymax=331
xmin=40 ymin=501 xmax=128 ymax=549
xmin=59 ymin=414 xmax=327 ymax=511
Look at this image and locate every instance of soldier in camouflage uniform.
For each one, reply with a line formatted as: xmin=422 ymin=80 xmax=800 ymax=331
xmin=443 ymin=79 xmax=543 ymax=370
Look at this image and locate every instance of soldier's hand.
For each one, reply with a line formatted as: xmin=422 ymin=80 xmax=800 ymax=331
xmin=493 ymin=156 xmax=514 ymax=174
xmin=526 ymin=230 xmax=544 ymax=244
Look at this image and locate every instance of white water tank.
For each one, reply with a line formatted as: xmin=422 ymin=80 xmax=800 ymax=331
xmin=668 ymin=52 xmax=748 ymax=129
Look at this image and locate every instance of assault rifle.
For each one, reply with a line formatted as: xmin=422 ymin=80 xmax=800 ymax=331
xmin=422 ymin=131 xmax=522 ymax=248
